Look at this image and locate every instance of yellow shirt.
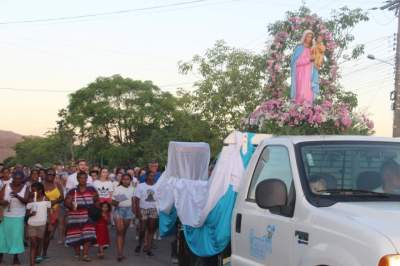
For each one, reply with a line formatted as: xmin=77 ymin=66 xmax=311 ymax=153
xmin=45 ymin=187 xmax=61 ymax=209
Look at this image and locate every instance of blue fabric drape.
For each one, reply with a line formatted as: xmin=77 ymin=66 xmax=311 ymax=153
xmin=240 ymin=133 xmax=255 ymax=168
xmin=183 ymin=133 xmax=255 ymax=257
xmin=183 ymin=185 xmax=237 ymax=257
xmin=311 ymin=65 xmax=320 ymax=99
xmin=159 ymin=207 xmax=177 ymax=237
xmin=290 ymin=45 xmax=304 ymax=99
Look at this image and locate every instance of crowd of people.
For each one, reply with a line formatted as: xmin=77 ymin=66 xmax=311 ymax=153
xmin=0 ymin=159 xmax=161 ymax=265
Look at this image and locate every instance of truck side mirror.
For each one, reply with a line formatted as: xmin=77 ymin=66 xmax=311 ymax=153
xmin=255 ymin=179 xmax=287 ymax=209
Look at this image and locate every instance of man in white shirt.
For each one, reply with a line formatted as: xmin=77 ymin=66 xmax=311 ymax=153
xmin=65 ymin=159 xmax=93 ymax=192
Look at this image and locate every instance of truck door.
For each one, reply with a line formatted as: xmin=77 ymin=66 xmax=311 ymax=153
xmin=232 ymin=145 xmax=296 ymax=266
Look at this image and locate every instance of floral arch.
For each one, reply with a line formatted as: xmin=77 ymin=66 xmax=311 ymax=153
xmin=248 ymin=9 xmax=374 ymax=135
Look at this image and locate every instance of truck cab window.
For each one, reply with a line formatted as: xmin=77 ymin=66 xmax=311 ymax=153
xmin=248 ymin=146 xmax=294 ymax=207
xmin=299 ymin=142 xmax=400 ymax=204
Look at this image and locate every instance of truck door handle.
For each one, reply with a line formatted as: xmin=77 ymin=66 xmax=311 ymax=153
xmin=235 ymin=213 xmax=242 ymax=233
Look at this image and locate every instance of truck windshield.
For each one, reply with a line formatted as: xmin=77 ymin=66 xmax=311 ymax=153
xmin=299 ymin=142 xmax=400 ymax=201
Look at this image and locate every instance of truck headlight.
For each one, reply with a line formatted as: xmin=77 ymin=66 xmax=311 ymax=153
xmin=379 ymin=255 xmax=400 ymax=266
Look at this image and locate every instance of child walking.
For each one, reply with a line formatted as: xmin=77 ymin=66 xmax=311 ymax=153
xmin=134 ymin=172 xmax=158 ymax=257
xmin=26 ymin=182 xmax=51 ymax=266
xmin=95 ymin=202 xmax=111 ymax=259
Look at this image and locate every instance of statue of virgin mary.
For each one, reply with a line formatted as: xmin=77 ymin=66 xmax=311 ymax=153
xmin=290 ymin=30 xmax=320 ymax=104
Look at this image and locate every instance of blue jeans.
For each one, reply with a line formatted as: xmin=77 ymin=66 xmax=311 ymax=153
xmin=114 ymin=207 xmax=134 ymax=220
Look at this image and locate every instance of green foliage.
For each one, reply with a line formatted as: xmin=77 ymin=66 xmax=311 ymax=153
xmin=3 ymin=157 xmax=16 ymax=168
xmin=63 ymin=75 xmax=215 ymax=167
xmin=179 ymin=40 xmax=266 ymax=139
xmin=66 ymin=75 xmax=177 ymax=145
xmin=10 ymin=75 xmax=218 ymax=167
xmin=12 ymin=133 xmax=70 ymax=167
xmin=326 ymin=7 xmax=369 ymax=58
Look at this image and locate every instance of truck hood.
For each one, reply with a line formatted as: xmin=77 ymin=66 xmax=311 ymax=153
xmin=330 ymin=202 xmax=400 ymax=252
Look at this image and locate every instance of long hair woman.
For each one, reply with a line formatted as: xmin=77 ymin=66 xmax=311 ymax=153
xmin=112 ymin=173 xmax=134 ymax=262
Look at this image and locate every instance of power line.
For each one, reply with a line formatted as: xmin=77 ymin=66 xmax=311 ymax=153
xmin=0 ymin=81 xmax=197 ymax=94
xmin=348 ymin=77 xmax=393 ymax=91
xmin=343 ymin=59 xmax=395 ymax=74
xmin=0 ymin=0 xmax=210 ymax=25
xmin=10 ymin=0 xmax=244 ymax=27
xmin=0 ymin=87 xmax=72 ymax=93
xmin=342 ymin=56 xmax=395 ymax=76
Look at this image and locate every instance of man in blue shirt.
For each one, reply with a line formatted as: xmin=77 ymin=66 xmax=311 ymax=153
xmin=139 ymin=160 xmax=161 ymax=183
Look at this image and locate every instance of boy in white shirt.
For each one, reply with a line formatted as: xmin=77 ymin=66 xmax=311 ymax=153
xmin=26 ymin=182 xmax=51 ymax=266
xmin=134 ymin=172 xmax=158 ymax=256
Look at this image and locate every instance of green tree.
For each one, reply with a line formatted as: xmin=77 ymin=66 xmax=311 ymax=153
xmin=66 ymin=75 xmax=177 ymax=145
xmin=12 ymin=133 xmax=70 ymax=167
xmin=61 ymin=75 xmax=217 ymax=167
xmin=179 ymin=40 xmax=266 ymax=140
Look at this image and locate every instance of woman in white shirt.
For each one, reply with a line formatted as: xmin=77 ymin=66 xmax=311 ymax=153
xmin=0 ymin=171 xmax=29 ymax=265
xmin=93 ymin=168 xmax=114 ymax=203
xmin=112 ymin=174 xmax=134 ymax=262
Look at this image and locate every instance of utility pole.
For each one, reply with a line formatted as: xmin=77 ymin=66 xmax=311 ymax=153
xmin=380 ymin=0 xmax=400 ymax=136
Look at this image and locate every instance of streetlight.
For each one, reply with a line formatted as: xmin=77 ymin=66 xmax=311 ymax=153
xmin=367 ymin=54 xmax=395 ymax=66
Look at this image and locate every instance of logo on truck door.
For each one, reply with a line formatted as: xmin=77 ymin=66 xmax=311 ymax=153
xmin=249 ymin=225 xmax=276 ymax=260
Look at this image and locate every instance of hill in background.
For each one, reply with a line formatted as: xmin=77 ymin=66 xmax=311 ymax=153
xmin=0 ymin=130 xmax=23 ymax=163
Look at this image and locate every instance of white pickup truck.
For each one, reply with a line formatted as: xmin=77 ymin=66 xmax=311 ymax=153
xmin=230 ymin=135 xmax=400 ymax=266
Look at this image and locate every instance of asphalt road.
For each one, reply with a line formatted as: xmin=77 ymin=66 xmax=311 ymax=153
xmin=0 ymin=226 xmax=173 ymax=266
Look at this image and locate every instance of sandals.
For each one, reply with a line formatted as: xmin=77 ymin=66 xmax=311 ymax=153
xmin=135 ymin=246 xmax=141 ymax=255
xmin=117 ymin=256 xmax=126 ymax=262
xmin=97 ymin=253 xmax=105 ymax=259
xmin=82 ymin=255 xmax=92 ymax=262
xmin=35 ymin=256 xmax=44 ymax=263
xmin=12 ymin=258 xmax=21 ymax=265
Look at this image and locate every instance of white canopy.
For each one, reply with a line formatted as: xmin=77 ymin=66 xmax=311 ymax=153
xmin=156 ymin=142 xmax=211 ymax=226
xmin=163 ymin=141 xmax=210 ymax=181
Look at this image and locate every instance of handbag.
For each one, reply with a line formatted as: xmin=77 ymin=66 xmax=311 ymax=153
xmin=87 ymin=205 xmax=102 ymax=222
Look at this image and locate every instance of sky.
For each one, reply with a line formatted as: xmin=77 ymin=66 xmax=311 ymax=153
xmin=0 ymin=0 xmax=396 ymax=137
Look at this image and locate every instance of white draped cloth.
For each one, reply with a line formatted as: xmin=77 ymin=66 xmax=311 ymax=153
xmin=157 ymin=132 xmax=247 ymax=228
xmin=156 ymin=142 xmax=210 ymax=226
xmin=197 ymin=132 xmax=244 ymax=227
